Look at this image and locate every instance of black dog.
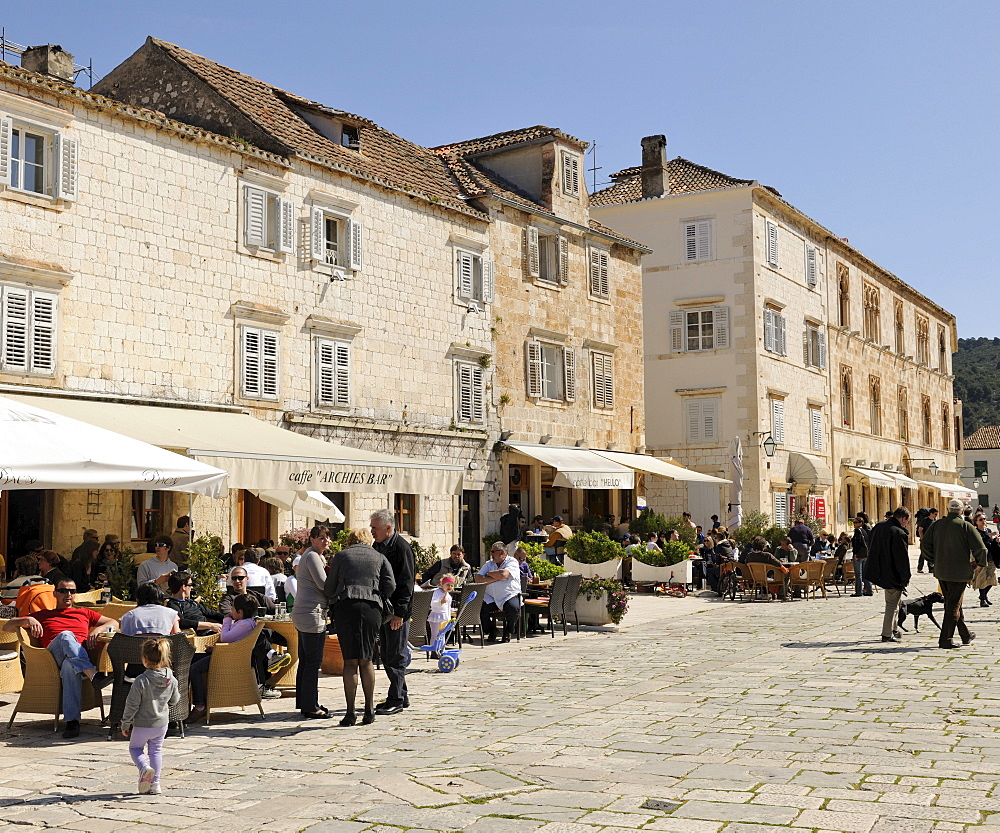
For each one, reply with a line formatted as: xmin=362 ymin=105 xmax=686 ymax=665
xmin=897 ymin=592 xmax=944 ymax=632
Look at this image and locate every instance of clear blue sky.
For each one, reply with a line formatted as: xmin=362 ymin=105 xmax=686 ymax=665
xmin=4 ymin=0 xmax=997 ymax=337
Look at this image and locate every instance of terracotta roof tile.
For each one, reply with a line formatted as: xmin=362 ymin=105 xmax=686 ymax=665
xmin=434 ymin=125 xmax=588 ymax=156
xmin=589 ymin=157 xmax=759 ymax=207
xmin=964 ymin=426 xmax=1000 ymax=449
xmin=149 ymin=38 xmax=486 ymax=220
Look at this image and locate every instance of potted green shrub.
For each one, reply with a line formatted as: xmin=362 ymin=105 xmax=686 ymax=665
xmin=576 ymin=576 xmax=630 ymax=626
xmin=564 ymin=530 xmax=625 ymax=579
xmin=630 ymin=540 xmax=695 ymax=583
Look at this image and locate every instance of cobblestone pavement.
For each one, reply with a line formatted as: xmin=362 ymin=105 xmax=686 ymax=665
xmin=2 ymin=553 xmax=999 ymax=833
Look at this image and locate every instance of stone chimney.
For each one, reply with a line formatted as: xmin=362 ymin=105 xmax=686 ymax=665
xmin=640 ymin=134 xmax=668 ymax=199
xmin=21 ymin=45 xmax=75 ymax=83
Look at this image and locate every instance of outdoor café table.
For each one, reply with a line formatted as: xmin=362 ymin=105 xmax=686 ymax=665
xmin=261 ymin=617 xmax=298 ymax=689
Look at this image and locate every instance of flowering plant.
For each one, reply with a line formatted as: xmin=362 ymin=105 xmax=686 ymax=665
xmin=280 ymin=528 xmax=312 ymax=549
xmin=578 ymin=576 xmax=629 ymax=624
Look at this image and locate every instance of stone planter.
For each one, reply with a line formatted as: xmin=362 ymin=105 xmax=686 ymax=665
xmin=564 ymin=555 xmax=623 ymax=579
xmin=575 ymin=589 xmax=613 ymax=626
xmin=630 ymin=558 xmax=695 ymax=585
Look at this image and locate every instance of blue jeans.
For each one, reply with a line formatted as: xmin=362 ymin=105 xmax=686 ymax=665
xmin=379 ymin=620 xmax=410 ymax=706
xmin=854 ymin=558 xmax=873 ymax=594
xmin=47 ymin=631 xmax=96 ymax=722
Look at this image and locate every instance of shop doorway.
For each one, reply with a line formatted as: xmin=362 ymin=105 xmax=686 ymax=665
xmin=461 ymin=490 xmax=481 ymax=566
xmin=1 ymin=490 xmax=45 ymax=576
xmin=585 ymin=489 xmax=610 ymax=520
xmin=238 ymin=490 xmax=273 ymax=546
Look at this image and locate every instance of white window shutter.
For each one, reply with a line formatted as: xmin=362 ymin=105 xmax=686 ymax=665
xmin=806 ymin=247 xmax=818 ymax=287
xmin=563 ymin=346 xmax=576 ymax=402
xmin=526 ymin=227 xmax=540 ymax=277
xmin=0 ymin=117 xmax=11 ymax=186
xmin=558 ymin=236 xmax=569 ymax=284
xmin=773 ymin=492 xmax=788 ymax=527
xmin=766 ymin=219 xmax=778 ymax=266
xmin=811 ymin=408 xmax=823 ymax=451
xmin=685 ymin=223 xmax=698 ymax=261
xmin=593 ymin=353 xmax=613 ymax=409
xmin=54 ymin=135 xmax=79 ymax=202
xmin=349 ymin=219 xmax=363 ymax=271
xmin=526 ymin=341 xmax=543 ymax=398
xmin=562 ymin=152 xmax=579 ymax=195
xmin=471 ymin=365 xmax=484 ymax=423
xmin=771 ymin=398 xmax=785 ymax=444
xmin=317 ymin=340 xmax=335 ymax=405
xmin=1 ymin=286 xmax=29 ymax=371
xmin=818 ymin=329 xmax=827 ymax=369
xmin=244 ymin=187 xmax=267 ymax=248
xmin=686 ymin=400 xmax=703 ymax=443
xmin=703 ymin=399 xmax=718 ymax=442
xmin=30 ymin=292 xmax=57 ymax=373
xmin=458 ymin=364 xmax=473 ymax=423
xmin=598 ymin=250 xmax=609 ymax=298
xmin=482 ymin=259 xmax=494 ymax=303
xmin=589 ymin=248 xmax=602 ymax=296
xmin=309 ymin=207 xmax=325 ymax=261
xmin=776 ymin=314 xmax=787 ymax=355
xmin=277 ymin=199 xmax=295 ymax=254
xmin=457 ymin=251 xmax=474 ymax=300
xmin=335 ymin=341 xmax=350 ymax=405
xmin=764 ymin=309 xmax=775 ymax=352
xmin=713 ymin=306 xmax=730 ymax=349
xmin=803 ymin=328 xmax=811 ymax=365
xmin=686 ymin=221 xmax=711 ymax=260
xmin=242 ymin=327 xmax=261 ymax=397
xmin=669 ymin=310 xmax=685 ymax=352
xmin=260 ymin=330 xmax=279 ymax=399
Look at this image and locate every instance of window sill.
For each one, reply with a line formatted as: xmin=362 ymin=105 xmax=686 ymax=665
xmin=529 ymin=398 xmax=570 ymax=409
xmin=530 ymin=278 xmax=564 ymax=292
xmin=588 ymin=294 xmax=612 ymax=305
xmin=1 ymin=189 xmax=67 ymax=211
xmin=236 ymin=396 xmax=283 ymax=409
xmin=240 ymin=246 xmax=289 ymax=263
xmin=315 ymin=403 xmax=352 ymax=414
xmin=313 ymin=262 xmax=355 ymax=279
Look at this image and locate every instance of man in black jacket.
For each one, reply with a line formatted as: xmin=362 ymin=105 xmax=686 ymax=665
xmin=371 ymin=508 xmax=415 ymax=715
xmin=863 ymin=507 xmax=911 ymax=643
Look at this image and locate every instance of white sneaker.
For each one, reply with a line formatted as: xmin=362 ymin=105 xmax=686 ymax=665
xmin=259 ymin=685 xmax=281 ymax=700
xmin=138 ymin=766 xmax=154 ymax=794
xmin=148 ymin=782 xmax=161 ymax=795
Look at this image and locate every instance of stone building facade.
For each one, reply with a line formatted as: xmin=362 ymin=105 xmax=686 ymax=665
xmin=592 ymin=135 xmax=961 ymax=532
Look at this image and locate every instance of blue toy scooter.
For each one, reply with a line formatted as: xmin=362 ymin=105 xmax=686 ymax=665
xmin=416 ymin=590 xmax=476 ymax=672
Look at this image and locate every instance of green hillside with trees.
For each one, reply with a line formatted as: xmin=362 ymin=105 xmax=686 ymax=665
xmin=955 ymin=337 xmax=1000 ymax=436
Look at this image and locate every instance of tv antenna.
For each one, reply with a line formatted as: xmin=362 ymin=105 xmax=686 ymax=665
xmin=587 ymin=141 xmax=602 ymax=193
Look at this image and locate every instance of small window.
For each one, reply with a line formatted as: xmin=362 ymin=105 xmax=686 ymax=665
xmin=525 ymin=340 xmax=575 ymax=402
xmin=841 ymin=367 xmax=854 ymax=428
xmin=894 ymin=300 xmax=904 ymax=354
xmin=975 ymin=461 xmax=989 ymax=478
xmin=898 ymin=386 xmax=908 ymax=441
xmin=805 ymin=247 xmax=818 ymax=288
xmin=942 ymin=403 xmax=950 ymax=451
xmin=837 ymin=263 xmax=850 ymax=328
xmin=921 ymin=395 xmax=931 ymax=445
xmin=591 ymin=352 xmax=614 ymax=409
xmin=394 ymin=494 xmax=417 ymax=536
xmin=670 ymin=306 xmax=730 ymax=353
xmin=803 ymin=323 xmax=827 ymax=369
xmin=588 ymin=246 xmax=610 ymax=300
xmin=1 ymin=285 xmax=58 ymax=375
xmin=870 ymin=376 xmax=882 ymax=437
xmin=0 ymin=118 xmax=79 ymax=201
xmin=456 ymin=249 xmax=494 ymax=305
xmin=863 ymin=284 xmax=881 ymax=342
xmin=316 ymin=338 xmax=350 ymax=407
xmin=770 ymin=397 xmax=785 ymax=445
xmin=245 ymin=185 xmax=295 ymax=253
xmin=763 ymin=307 xmax=786 ymax=355
xmin=765 ymin=219 xmax=779 ymax=267
xmin=938 ymin=326 xmax=948 ymax=372
xmin=810 ymin=408 xmax=823 ymax=451
xmin=685 ymin=398 xmax=719 ymax=443
xmin=241 ymin=325 xmax=279 ymax=401
xmin=684 ymin=220 xmax=712 ymax=262
xmin=561 ymin=151 xmax=580 ymax=196
xmin=916 ymin=316 xmax=929 ymax=364
xmin=131 ymin=490 xmax=163 ymax=541
xmin=455 ymin=361 xmax=485 ymax=425
xmin=773 ymin=491 xmax=789 ymax=527
xmin=310 ymin=206 xmax=362 ymax=270
xmin=526 ymin=228 xmax=568 ymax=284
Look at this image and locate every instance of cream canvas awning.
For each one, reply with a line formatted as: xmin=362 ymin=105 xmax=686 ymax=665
xmin=7 ymin=394 xmax=465 ymax=495
xmin=506 ymin=443 xmax=634 ymax=489
xmin=919 ymin=480 xmax=978 ymax=501
xmin=886 ymin=471 xmax=918 ymax=489
xmin=788 ymin=452 xmax=833 ymax=487
xmin=592 ymin=450 xmax=730 ymax=484
xmin=846 ymin=466 xmax=898 ymax=488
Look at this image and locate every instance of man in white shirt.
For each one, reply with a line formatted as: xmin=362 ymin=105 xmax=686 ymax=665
xmin=136 ymin=537 xmax=179 ymax=587
xmin=477 ymin=542 xmax=522 ymax=644
xmin=240 ymin=549 xmax=276 ymax=602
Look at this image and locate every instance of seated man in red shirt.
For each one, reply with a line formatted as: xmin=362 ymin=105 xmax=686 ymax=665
xmin=3 ymin=579 xmax=119 ymax=739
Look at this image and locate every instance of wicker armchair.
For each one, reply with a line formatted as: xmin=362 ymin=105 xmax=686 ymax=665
xmin=94 ymin=602 xmax=136 ymax=622
xmin=7 ymin=632 xmax=105 ymax=731
xmin=746 ymin=562 xmax=784 ymax=601
xmin=559 ymin=573 xmax=583 ymax=634
xmin=72 ymin=589 xmax=103 ymax=606
xmin=185 ymin=631 xmax=221 ymax=655
xmin=407 ymin=589 xmax=434 ymax=650
xmin=454 ymin=583 xmax=484 ymax=648
xmin=0 ymin=635 xmax=23 ymax=694
xmin=788 ymin=561 xmax=827 ymax=600
xmin=204 ymin=621 xmax=265 ymax=725
xmin=106 ymin=632 xmax=194 ymax=740
xmin=523 ymin=574 xmax=570 ymax=637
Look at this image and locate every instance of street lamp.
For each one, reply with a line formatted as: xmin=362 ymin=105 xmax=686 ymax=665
xmin=751 ymin=431 xmax=777 ymax=458
xmin=911 ymin=459 xmax=940 ymax=476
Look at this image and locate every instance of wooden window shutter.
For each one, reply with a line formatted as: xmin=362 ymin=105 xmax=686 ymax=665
xmin=334 ymin=342 xmax=350 ymax=405
xmin=593 ymin=353 xmax=613 ymax=409
xmin=348 ymin=220 xmax=364 ymax=271
xmin=598 ymin=250 xmax=609 ymax=298
xmin=526 ymin=341 xmax=543 ymax=398
xmin=776 ymin=313 xmax=787 ymax=355
xmin=773 ymin=492 xmax=788 ymax=527
xmin=764 ymin=309 xmax=775 ymax=352
xmin=589 ymin=248 xmax=602 ymax=296
xmin=685 ymin=223 xmax=698 ymax=261
xmin=526 ymin=227 xmax=540 ymax=277
xmin=686 ymin=221 xmax=711 ymax=260
xmin=458 ymin=364 xmax=473 ymax=423
xmin=54 ymin=134 xmax=79 ymax=202
xmin=0 ymin=117 xmax=11 ymax=186
xmin=562 ymin=152 xmax=579 ymax=195
xmin=686 ymin=400 xmax=703 ymax=442
xmin=260 ymin=330 xmax=279 ymax=399
xmin=766 ymin=219 xmax=778 ymax=266
xmin=482 ymin=259 xmax=494 ymax=303
xmin=471 ymin=365 xmax=484 ymax=422
xmin=669 ymin=310 xmax=685 ymax=352
xmin=703 ymin=399 xmax=718 ymax=442
xmin=771 ymin=398 xmax=785 ymax=444
xmin=1 ymin=286 xmax=29 ymax=371
xmin=317 ymin=340 xmax=336 ymax=405
xmin=811 ymin=408 xmax=823 ymax=450
xmin=713 ymin=306 xmax=730 ymax=349
xmin=309 ymin=207 xmax=326 ymax=261
xmin=803 ymin=328 xmax=811 ymax=365
xmin=805 ymin=247 xmax=818 ymax=287
xmin=818 ymin=329 xmax=827 ymax=369
xmin=29 ymin=292 xmax=57 ymax=373
xmin=242 ymin=327 xmax=261 ymax=397
xmin=457 ymin=251 xmax=474 ymax=300
xmin=563 ymin=346 xmax=576 ymax=402
xmin=277 ymin=199 xmax=295 ymax=254
xmin=244 ymin=187 xmax=267 ymax=248
xmin=558 ymin=236 xmax=569 ymax=284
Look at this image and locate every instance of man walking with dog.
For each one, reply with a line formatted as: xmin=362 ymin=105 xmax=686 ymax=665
xmin=864 ymin=507 xmax=911 ymax=643
xmin=921 ymin=499 xmax=987 ymax=649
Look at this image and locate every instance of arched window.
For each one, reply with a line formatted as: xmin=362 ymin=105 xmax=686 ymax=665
xmin=897 ymin=386 xmax=908 ymax=441
xmin=894 ymin=300 xmax=904 ymax=354
xmin=870 ymin=376 xmax=881 ymax=436
xmin=841 ymin=367 xmax=853 ymax=427
xmin=942 ymin=403 xmax=950 ymax=450
xmin=837 ymin=264 xmax=850 ymax=328
xmin=922 ymin=396 xmax=932 ymax=445
xmin=863 ymin=285 xmax=881 ymax=343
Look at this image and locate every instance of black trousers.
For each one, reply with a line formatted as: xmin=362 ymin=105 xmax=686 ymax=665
xmin=481 ymin=597 xmax=521 ymax=639
xmin=295 ymin=630 xmax=325 ymax=713
xmin=940 ymin=580 xmax=972 ymax=645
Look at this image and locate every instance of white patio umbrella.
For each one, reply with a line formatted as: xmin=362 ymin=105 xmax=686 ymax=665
xmin=0 ymin=395 xmax=228 ymax=496
xmin=727 ymin=436 xmax=743 ymax=530
xmin=250 ymin=489 xmax=346 ymax=523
